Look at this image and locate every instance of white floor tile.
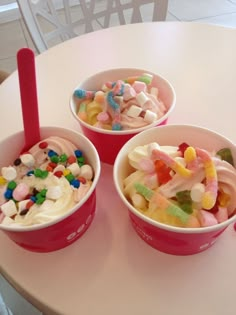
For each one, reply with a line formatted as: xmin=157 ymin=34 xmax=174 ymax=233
xmin=0 ymin=275 xmax=42 ymax=315
xmin=168 ymin=0 xmax=236 ymax=21
xmin=195 ymin=12 xmax=236 ymax=28
xmin=0 ymin=56 xmax=17 ymax=73
xmin=0 ymin=19 xmax=26 ymax=59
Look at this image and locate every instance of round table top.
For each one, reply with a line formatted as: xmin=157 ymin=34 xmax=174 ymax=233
xmin=0 ymin=22 xmax=236 ymax=315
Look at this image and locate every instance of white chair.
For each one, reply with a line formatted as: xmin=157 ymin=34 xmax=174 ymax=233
xmin=17 ymin=0 xmax=168 ymax=53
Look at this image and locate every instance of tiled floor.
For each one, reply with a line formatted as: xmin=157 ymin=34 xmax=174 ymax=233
xmin=0 ymin=0 xmax=236 ymax=314
xmin=0 ymin=0 xmax=236 ymax=75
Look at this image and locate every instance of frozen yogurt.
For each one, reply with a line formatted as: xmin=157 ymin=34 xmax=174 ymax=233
xmin=0 ymin=136 xmax=94 ymax=226
xmin=73 ymin=73 xmax=167 ymax=131
xmin=123 ymin=142 xmax=236 ymax=228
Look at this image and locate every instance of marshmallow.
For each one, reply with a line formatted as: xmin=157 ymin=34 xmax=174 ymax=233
xmin=131 ymin=193 xmax=147 ymax=209
xmin=215 ymin=206 xmax=228 ymax=223
xmin=46 ymin=186 xmax=63 ymax=200
xmin=53 ymin=164 xmax=65 ymax=173
xmin=147 ymin=143 xmax=160 ymax=156
xmin=144 ymin=110 xmax=157 ymax=123
xmin=136 ymin=91 xmax=149 ymax=107
xmin=126 ymin=105 xmax=142 ymax=118
xmin=13 ymin=183 xmax=30 ymax=201
xmin=199 ymin=210 xmax=218 ymax=227
xmin=67 ymin=163 xmax=80 ymax=176
xmin=150 ymin=87 xmax=159 ymax=97
xmin=123 ymin=84 xmax=136 ymax=101
xmin=132 ymin=81 xmax=147 ymax=93
xmin=1 ymin=200 xmax=17 ymax=217
xmin=20 ymin=153 xmax=35 ymax=168
xmin=80 ymin=165 xmax=93 ymax=180
xmin=1 ymin=166 xmax=17 ymax=181
xmin=191 ymin=183 xmax=205 ymax=202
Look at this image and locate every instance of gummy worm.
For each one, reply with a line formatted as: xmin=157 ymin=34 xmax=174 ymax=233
xmin=196 ymin=148 xmax=218 ymax=210
xmin=134 ymin=183 xmax=189 ymax=223
xmin=74 ymin=89 xmax=95 ymax=99
xmin=184 ymin=146 xmax=199 ymax=171
xmin=151 ymin=149 xmax=192 ymax=177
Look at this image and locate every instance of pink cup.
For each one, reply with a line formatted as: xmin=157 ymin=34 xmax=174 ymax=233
xmin=70 ymin=68 xmax=176 ymax=164
xmin=113 ymin=125 xmax=236 ymax=255
xmin=0 ymin=127 xmax=101 ymax=252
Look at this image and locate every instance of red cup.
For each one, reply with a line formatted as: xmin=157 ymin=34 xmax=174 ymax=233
xmin=70 ymin=68 xmax=176 ymax=164
xmin=113 ymin=124 xmax=236 ymax=255
xmin=0 ymin=127 xmax=101 ymax=252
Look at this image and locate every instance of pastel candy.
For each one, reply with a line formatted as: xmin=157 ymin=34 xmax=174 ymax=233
xmin=97 ymin=111 xmax=110 ymax=122
xmin=67 ymin=163 xmax=80 ymax=176
xmin=13 ymin=183 xmax=30 ymax=201
xmin=136 ymin=91 xmax=149 ymax=107
xmin=20 ymin=153 xmax=35 ymax=167
xmin=199 ymin=210 xmax=218 ymax=227
xmin=126 ymin=105 xmax=142 ymax=118
xmin=46 ymin=186 xmax=63 ymax=200
xmin=144 ymin=110 xmax=157 ymax=123
xmin=80 ymin=164 xmax=93 ymax=180
xmin=132 ymin=81 xmax=147 ymax=93
xmin=215 ymin=206 xmax=228 ymax=223
xmin=1 ymin=166 xmax=17 ymax=181
xmin=123 ymin=84 xmax=136 ymax=101
xmin=1 ymin=200 xmax=17 ymax=217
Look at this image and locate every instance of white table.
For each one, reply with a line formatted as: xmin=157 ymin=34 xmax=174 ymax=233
xmin=0 ymin=22 xmax=236 ymax=315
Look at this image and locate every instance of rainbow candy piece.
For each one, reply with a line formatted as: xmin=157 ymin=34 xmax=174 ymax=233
xmin=124 ymin=74 xmax=153 ymax=85
xmin=196 ymin=148 xmax=218 ymax=210
xmin=151 ymin=149 xmax=192 ymax=177
xmin=134 ymin=183 xmax=190 ymax=223
xmin=184 ymin=146 xmax=199 ymax=171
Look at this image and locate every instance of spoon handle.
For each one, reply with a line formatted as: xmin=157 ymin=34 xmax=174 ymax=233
xmin=17 ymin=48 xmax=40 ymax=151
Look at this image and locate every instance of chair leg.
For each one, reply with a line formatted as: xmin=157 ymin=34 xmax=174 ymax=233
xmin=0 ymin=70 xmax=10 ymax=84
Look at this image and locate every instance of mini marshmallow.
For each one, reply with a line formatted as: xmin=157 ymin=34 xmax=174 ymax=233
xmin=53 ymin=164 xmax=65 ymax=173
xmin=132 ymin=81 xmax=147 ymax=93
xmin=199 ymin=210 xmax=218 ymax=227
xmin=190 ymin=183 xmax=205 ymax=203
xmin=67 ymin=163 xmax=80 ymax=176
xmin=1 ymin=200 xmax=17 ymax=217
xmin=126 ymin=105 xmax=143 ymax=118
xmin=20 ymin=153 xmax=35 ymax=168
xmin=147 ymin=142 xmax=160 ymax=156
xmin=136 ymin=91 xmax=149 ymax=107
xmin=123 ymin=84 xmax=136 ymax=101
xmin=150 ymin=87 xmax=159 ymax=97
xmin=1 ymin=166 xmax=17 ymax=181
xmin=46 ymin=186 xmax=63 ymax=200
xmin=97 ymin=111 xmax=110 ymax=123
xmin=215 ymin=206 xmax=228 ymax=223
xmin=131 ymin=193 xmax=147 ymax=209
xmin=80 ymin=164 xmax=93 ymax=180
xmin=13 ymin=183 xmax=30 ymax=201
xmin=144 ymin=110 xmax=157 ymax=123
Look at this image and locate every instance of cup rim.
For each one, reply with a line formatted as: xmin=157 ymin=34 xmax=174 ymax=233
xmin=69 ymin=67 xmax=176 ymax=135
xmin=113 ymin=123 xmax=236 ymax=234
xmin=0 ymin=126 xmax=101 ymax=232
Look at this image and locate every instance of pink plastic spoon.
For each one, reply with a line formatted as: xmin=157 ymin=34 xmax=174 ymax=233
xmin=17 ymin=48 xmax=40 ymax=153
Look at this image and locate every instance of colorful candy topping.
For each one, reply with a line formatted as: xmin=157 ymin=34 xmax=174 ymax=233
xmin=124 ymin=142 xmax=236 ymax=228
xmin=0 ymin=136 xmax=94 ymax=226
xmin=73 ymin=73 xmax=167 ymax=131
